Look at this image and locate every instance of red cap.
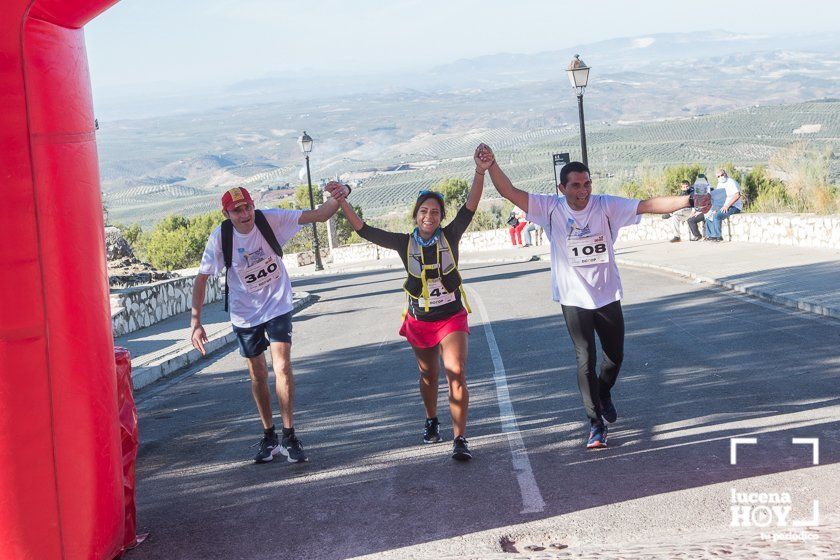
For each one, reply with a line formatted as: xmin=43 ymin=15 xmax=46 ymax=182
xmin=221 ymin=187 xmax=254 ymax=212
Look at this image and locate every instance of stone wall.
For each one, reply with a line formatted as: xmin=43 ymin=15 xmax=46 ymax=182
xmin=330 ymin=213 xmax=837 ymax=262
xmin=620 ymin=213 xmax=840 ymax=249
xmin=283 ymin=248 xmax=330 ymax=268
xmin=111 ymin=274 xmax=222 ymax=337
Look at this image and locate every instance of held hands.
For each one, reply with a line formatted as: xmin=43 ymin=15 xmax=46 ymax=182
xmin=191 ymin=324 xmax=208 ymax=356
xmin=474 ymin=143 xmax=494 ymax=174
xmin=693 ymin=193 xmax=712 ymax=214
xmin=324 ymin=180 xmax=350 ymax=201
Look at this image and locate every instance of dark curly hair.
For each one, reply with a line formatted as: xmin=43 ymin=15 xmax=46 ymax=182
xmin=412 ymin=191 xmax=445 ymax=220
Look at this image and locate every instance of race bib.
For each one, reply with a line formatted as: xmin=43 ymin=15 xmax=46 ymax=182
xmin=239 ymin=254 xmax=282 ymax=293
xmin=418 ymin=277 xmax=456 ymax=308
xmin=566 ymin=234 xmax=610 ymax=267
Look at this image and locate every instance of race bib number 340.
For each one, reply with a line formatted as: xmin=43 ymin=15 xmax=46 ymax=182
xmin=567 ymin=234 xmax=610 ymax=267
xmin=239 ymin=254 xmax=282 ymax=293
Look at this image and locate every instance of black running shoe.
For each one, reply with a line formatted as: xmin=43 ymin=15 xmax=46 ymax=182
xmin=423 ymin=417 xmax=441 ymax=444
xmin=452 ymin=436 xmax=472 ymax=461
xmin=279 ymin=433 xmax=309 ymax=463
xmin=601 ymin=392 xmax=618 ymax=424
xmin=254 ymin=431 xmax=280 ymax=463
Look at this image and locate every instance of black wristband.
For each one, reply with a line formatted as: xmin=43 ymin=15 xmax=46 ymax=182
xmin=688 ymin=194 xmax=695 ymax=208
xmin=345 ymin=184 xmax=352 ymax=196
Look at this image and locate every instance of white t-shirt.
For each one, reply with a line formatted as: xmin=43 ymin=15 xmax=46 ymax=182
xmin=199 ymin=209 xmax=302 ymax=327
xmin=528 ymin=193 xmax=640 ymax=309
xmin=717 ymin=177 xmax=743 ymax=210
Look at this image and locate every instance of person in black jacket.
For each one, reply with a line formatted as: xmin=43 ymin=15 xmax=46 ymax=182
xmin=336 ymin=144 xmax=492 ymax=460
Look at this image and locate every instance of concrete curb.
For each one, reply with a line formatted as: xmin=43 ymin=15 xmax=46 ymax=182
xmin=130 ymin=292 xmax=315 ymax=390
xmin=615 ymin=257 xmax=839 ymax=320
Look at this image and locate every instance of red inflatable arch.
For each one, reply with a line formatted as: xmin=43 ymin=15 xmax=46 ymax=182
xmin=1 ymin=1 xmax=126 ymax=558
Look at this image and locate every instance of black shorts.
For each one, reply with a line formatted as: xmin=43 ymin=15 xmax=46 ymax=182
xmin=232 ymin=311 xmax=293 ymax=358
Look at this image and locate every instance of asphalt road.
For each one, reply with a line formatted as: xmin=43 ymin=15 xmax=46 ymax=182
xmin=128 ymin=260 xmax=840 ymax=559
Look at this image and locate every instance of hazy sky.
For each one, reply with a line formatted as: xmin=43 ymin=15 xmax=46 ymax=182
xmin=86 ymin=0 xmax=839 ymax=90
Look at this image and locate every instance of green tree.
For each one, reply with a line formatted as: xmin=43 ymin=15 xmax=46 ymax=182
xmin=143 ymin=210 xmax=224 ymax=270
xmin=144 ymin=227 xmax=193 ymax=270
xmin=434 ymin=177 xmax=470 ymax=216
xmin=120 ymin=223 xmax=143 ymax=248
xmin=662 ymin=164 xmax=706 ymax=195
xmin=335 ymin=203 xmax=364 ymax=245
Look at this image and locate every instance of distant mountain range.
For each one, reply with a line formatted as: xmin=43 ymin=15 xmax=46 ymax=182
xmin=95 ymin=30 xmax=839 ymax=225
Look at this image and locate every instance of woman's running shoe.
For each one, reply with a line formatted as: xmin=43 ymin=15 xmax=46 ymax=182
xmin=423 ymin=417 xmax=442 ymax=444
xmin=452 ymin=436 xmax=472 ymax=461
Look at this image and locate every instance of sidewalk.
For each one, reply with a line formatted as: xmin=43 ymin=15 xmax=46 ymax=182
xmin=114 ymin=292 xmax=315 ymax=389
xmin=116 ymin=239 xmax=839 ymax=389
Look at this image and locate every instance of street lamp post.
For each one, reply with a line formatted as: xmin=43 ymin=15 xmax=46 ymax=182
xmin=298 ymin=131 xmax=323 ymax=271
xmin=566 ymin=54 xmax=591 ymax=167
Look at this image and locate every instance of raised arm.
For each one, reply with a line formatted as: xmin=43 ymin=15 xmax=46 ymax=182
xmin=298 ymin=181 xmax=349 ymax=224
xmin=465 ymin=144 xmax=492 ymax=212
xmin=637 ymin=193 xmax=711 ymax=215
xmin=481 ymin=144 xmax=530 ymax=212
xmin=337 ymin=197 xmax=363 ymax=231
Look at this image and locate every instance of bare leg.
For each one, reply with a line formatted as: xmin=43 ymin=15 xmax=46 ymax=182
xmin=439 ymin=331 xmax=469 ymax=438
xmin=413 ymin=345 xmax=441 ymax=419
xmin=245 ymin=354 xmax=274 ymax=429
xmin=268 ymin=341 xmax=295 ymax=429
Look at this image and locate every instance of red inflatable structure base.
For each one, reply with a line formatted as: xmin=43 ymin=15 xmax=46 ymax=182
xmin=0 ymin=1 xmax=133 ymax=559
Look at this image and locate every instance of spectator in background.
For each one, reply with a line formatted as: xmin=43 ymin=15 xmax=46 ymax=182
xmin=666 ymin=180 xmax=697 ymax=242
xmin=522 ymin=221 xmax=541 ymax=247
xmin=508 ymin=206 xmax=527 ymax=246
xmin=705 ymin=169 xmax=743 ymax=242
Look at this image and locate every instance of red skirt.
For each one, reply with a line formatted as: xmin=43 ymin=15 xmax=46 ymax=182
xmin=399 ymin=308 xmax=470 ymax=349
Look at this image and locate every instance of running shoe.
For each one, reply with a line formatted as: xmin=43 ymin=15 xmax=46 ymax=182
xmin=586 ymin=419 xmax=608 ymax=449
xmin=423 ymin=417 xmax=442 ymax=444
xmin=279 ymin=433 xmax=309 ymax=463
xmin=452 ymin=436 xmax=472 ymax=461
xmin=254 ymin=430 xmax=280 ymax=463
xmin=601 ymin=391 xmax=618 ymax=424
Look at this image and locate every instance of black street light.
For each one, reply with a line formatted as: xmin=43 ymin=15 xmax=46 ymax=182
xmin=566 ymin=54 xmax=591 ymax=167
xmin=298 ymin=131 xmax=323 ymax=271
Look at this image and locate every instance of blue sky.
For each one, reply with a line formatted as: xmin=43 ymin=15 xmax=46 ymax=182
xmin=86 ymin=0 xmax=838 ymax=90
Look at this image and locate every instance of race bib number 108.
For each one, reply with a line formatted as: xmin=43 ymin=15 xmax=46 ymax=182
xmin=566 ymin=234 xmax=610 ymax=267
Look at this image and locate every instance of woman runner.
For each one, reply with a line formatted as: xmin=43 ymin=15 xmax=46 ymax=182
xmin=336 ymin=144 xmax=492 ymax=460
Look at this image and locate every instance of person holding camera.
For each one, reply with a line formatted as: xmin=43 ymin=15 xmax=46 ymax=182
xmin=190 ymin=182 xmax=349 ymax=464
xmin=334 ymin=145 xmax=491 ymax=461
xmin=508 ymin=206 xmax=528 ymax=246
xmin=480 ymin=144 xmax=710 ymax=449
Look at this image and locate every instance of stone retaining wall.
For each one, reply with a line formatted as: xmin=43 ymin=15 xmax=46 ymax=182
xmin=330 ymin=213 xmax=837 ymax=263
xmin=111 ymin=274 xmax=222 ymax=337
xmin=621 ymin=213 xmax=840 ymax=248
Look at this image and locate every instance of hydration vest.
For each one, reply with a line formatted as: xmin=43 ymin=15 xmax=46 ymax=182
xmin=403 ymin=232 xmax=470 ymax=314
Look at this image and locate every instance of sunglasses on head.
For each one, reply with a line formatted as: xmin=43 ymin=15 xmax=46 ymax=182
xmin=418 ymin=190 xmax=444 ymax=200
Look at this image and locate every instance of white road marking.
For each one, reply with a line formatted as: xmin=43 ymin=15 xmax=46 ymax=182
xmin=467 ymin=286 xmax=546 ymax=514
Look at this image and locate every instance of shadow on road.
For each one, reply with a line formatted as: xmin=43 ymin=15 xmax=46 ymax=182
xmin=129 ymin=260 xmax=840 ymax=559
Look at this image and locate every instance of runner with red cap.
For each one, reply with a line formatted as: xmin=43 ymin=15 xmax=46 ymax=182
xmin=190 ymin=182 xmax=349 ymax=464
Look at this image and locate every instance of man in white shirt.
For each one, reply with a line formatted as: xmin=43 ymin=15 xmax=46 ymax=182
xmin=705 ymin=169 xmax=743 ymax=241
xmin=190 ymin=183 xmax=348 ymax=464
xmin=480 ymin=146 xmax=710 ymax=449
